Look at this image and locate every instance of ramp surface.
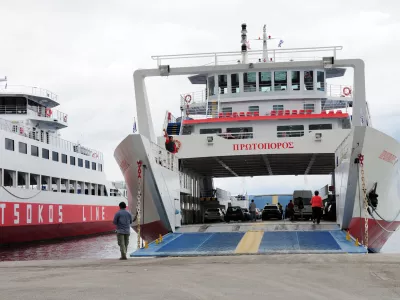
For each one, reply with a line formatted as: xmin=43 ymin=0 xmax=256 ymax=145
xmin=131 ymin=229 xmax=367 ymax=257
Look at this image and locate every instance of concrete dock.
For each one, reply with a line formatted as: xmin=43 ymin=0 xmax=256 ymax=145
xmin=1 ymin=254 xmax=400 ymax=299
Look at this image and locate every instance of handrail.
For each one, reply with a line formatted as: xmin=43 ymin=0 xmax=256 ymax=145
xmin=0 ymin=85 xmax=58 ymax=102
xmin=0 ymin=117 xmax=103 ymax=160
xmin=0 ymin=105 xmax=68 ymax=124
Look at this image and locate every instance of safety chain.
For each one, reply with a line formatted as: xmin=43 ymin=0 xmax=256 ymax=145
xmin=358 ymin=154 xmax=368 ymax=250
xmin=136 ymin=160 xmax=142 ymax=249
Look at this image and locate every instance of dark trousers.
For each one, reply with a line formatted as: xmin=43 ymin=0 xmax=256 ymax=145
xmin=312 ymin=207 xmax=322 ymax=223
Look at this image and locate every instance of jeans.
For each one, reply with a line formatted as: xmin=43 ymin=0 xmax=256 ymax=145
xmin=117 ymin=233 xmax=130 ymax=257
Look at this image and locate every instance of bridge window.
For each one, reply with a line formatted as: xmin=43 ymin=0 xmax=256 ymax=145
xmin=42 ymin=148 xmax=49 ymax=159
xmin=304 ymin=71 xmax=314 ymax=90
xmin=304 ymin=104 xmax=315 ymax=112
xmin=62 ymin=154 xmax=68 ymax=164
xmin=52 ymin=151 xmax=59 ymax=162
xmin=226 ymin=127 xmax=253 ymax=139
xmin=208 ymin=76 xmax=215 ymax=96
xmin=218 ymin=75 xmax=227 ymax=94
xmin=259 ymin=72 xmax=272 ymax=92
xmin=31 ymin=145 xmax=39 ymax=157
xmin=274 ymin=71 xmax=287 ymax=91
xmin=98 ymin=163 xmax=103 ymax=172
xmin=85 ymin=160 xmax=90 ymax=169
xmin=92 ymin=162 xmax=96 ymax=171
xmin=5 ymin=138 xmax=14 ymax=151
xmin=317 ymin=71 xmax=325 ymax=91
xmin=248 ymin=106 xmax=259 ymax=113
xmin=19 ymin=142 xmax=27 ymax=154
xmin=273 ymin=105 xmax=284 ymax=111
xmin=309 ymin=124 xmax=332 ymax=131
xmin=78 ymin=158 xmax=83 ymax=167
xmin=70 ymin=156 xmax=76 ymax=166
xmin=231 ymin=74 xmax=239 ymax=93
xmin=199 ymin=128 xmax=222 ymax=134
xmin=277 ymin=125 xmax=304 ymax=137
xmin=292 ymin=71 xmax=300 ymax=90
xmin=244 ymin=72 xmax=256 ymax=92
xmin=221 ymin=107 xmax=232 ymax=113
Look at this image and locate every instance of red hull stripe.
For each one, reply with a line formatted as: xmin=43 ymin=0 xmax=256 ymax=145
xmin=348 ymin=217 xmax=400 ymax=251
xmin=133 ymin=220 xmax=169 ymax=242
xmin=0 ymin=221 xmax=117 ymax=244
xmin=183 ymin=112 xmax=349 ymax=125
xmin=0 ymin=202 xmax=120 ymax=226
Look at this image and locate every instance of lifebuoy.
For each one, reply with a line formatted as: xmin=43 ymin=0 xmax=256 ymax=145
xmin=64 ymin=115 xmax=68 ymax=122
xmin=19 ymin=127 xmax=24 ymax=135
xmin=175 ymin=140 xmax=182 ymax=152
xmin=184 ymin=94 xmax=192 ymax=103
xmin=343 ymin=87 xmax=352 ymax=96
xmin=92 ymin=153 xmax=99 ymax=159
xmin=45 ymin=108 xmax=52 ymax=117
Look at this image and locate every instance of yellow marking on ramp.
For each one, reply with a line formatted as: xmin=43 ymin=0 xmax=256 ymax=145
xmin=272 ymin=195 xmax=278 ymax=204
xmin=235 ymin=231 xmax=264 ymax=254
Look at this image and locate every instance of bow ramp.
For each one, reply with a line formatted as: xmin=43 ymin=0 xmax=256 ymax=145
xmin=131 ymin=222 xmax=367 ymax=257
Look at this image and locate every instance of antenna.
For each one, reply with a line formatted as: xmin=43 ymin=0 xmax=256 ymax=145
xmin=240 ymin=23 xmax=248 ymax=64
xmin=262 ymin=25 xmax=268 ymax=62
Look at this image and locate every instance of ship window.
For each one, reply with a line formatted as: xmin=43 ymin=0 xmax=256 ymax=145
xmin=78 ymin=158 xmax=83 ymax=167
xmin=309 ymin=124 xmax=332 ymax=131
xmin=70 ymin=156 xmax=76 ymax=166
xmin=31 ymin=145 xmax=39 ymax=157
xmin=221 ymin=107 xmax=232 ymax=113
xmin=85 ymin=160 xmax=90 ymax=169
xmin=18 ymin=142 xmax=27 ymax=154
xmin=92 ymin=162 xmax=96 ymax=170
xmin=231 ymin=74 xmax=239 ymax=93
xmin=208 ymin=76 xmax=215 ymax=96
xmin=99 ymin=163 xmax=103 ymax=172
xmin=248 ymin=106 xmax=259 ymax=113
xmin=61 ymin=154 xmax=67 ymax=164
xmin=317 ymin=71 xmax=325 ymax=91
xmin=218 ymin=75 xmax=227 ymax=94
xmin=244 ymin=72 xmax=256 ymax=92
xmin=304 ymin=71 xmax=314 ymax=90
xmin=292 ymin=71 xmax=300 ymax=90
xmin=42 ymin=148 xmax=49 ymax=159
xmin=277 ymin=125 xmax=304 ymax=137
xmin=304 ymin=103 xmax=315 ymax=112
xmin=274 ymin=71 xmax=287 ymax=91
xmin=272 ymin=105 xmax=284 ymax=111
xmin=259 ymin=72 xmax=272 ymax=92
xmin=52 ymin=151 xmax=59 ymax=162
xmin=226 ymin=127 xmax=253 ymax=139
xmin=5 ymin=138 xmax=14 ymax=151
xmin=199 ymin=128 xmax=222 ymax=134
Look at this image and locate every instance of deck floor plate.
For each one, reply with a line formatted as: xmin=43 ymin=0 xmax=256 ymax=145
xmin=131 ymin=229 xmax=367 ymax=257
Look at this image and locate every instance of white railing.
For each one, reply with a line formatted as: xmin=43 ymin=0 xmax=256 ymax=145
xmin=217 ymin=132 xmax=254 ymax=139
xmin=152 ymin=46 xmax=343 ymax=67
xmin=0 ymin=85 xmax=58 ymax=102
xmin=0 ymin=105 xmax=68 ymax=124
xmin=0 ymin=117 xmax=103 ymax=160
xmin=151 ymin=142 xmax=179 ymax=173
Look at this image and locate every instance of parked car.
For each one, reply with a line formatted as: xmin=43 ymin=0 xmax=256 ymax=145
xmin=262 ymin=205 xmax=282 ymax=220
xmin=204 ymin=208 xmax=225 ymax=222
xmin=224 ymin=206 xmax=245 ymax=222
xmin=241 ymin=208 xmax=252 ymax=221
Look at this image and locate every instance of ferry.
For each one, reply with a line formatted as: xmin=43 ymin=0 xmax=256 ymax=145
xmin=114 ymin=24 xmax=400 ymax=252
xmin=0 ymin=78 xmax=127 ymax=244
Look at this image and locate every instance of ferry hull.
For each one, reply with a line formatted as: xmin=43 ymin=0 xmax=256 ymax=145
xmin=335 ymin=126 xmax=400 ymax=252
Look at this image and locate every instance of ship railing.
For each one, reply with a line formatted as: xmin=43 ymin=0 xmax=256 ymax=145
xmin=0 ymin=85 xmax=58 ymax=102
xmin=152 ymin=46 xmax=343 ymax=67
xmin=151 ymin=142 xmax=179 ymax=173
xmin=0 ymin=117 xmax=103 ymax=160
xmin=0 ymin=105 xmax=68 ymax=125
xmin=217 ymin=132 xmax=254 ymax=139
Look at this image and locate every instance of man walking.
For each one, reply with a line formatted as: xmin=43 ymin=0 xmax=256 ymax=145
xmin=249 ymin=200 xmax=257 ymax=222
xmin=113 ymin=202 xmax=134 ymax=260
xmin=310 ymin=191 xmax=324 ymax=224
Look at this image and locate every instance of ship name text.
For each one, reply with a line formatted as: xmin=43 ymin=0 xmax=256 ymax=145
xmin=233 ymin=142 xmax=294 ymax=151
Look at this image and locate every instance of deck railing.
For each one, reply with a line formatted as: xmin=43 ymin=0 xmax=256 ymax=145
xmin=0 ymin=105 xmax=68 ymax=124
xmin=0 ymin=117 xmax=103 ymax=160
xmin=0 ymin=85 xmax=58 ymax=102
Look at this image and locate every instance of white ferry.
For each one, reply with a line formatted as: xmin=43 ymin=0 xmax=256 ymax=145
xmin=0 ymin=78 xmax=127 ymax=244
xmin=114 ymin=24 xmax=400 ymax=252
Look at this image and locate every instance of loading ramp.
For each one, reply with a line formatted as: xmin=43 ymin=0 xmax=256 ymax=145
xmin=131 ymin=222 xmax=367 ymax=257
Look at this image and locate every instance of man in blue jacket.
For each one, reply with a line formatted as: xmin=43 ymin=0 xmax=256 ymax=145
xmin=113 ymin=202 xmax=134 ymax=260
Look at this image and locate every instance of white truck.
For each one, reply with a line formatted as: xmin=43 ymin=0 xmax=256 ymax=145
xmin=293 ymin=190 xmax=313 ymax=220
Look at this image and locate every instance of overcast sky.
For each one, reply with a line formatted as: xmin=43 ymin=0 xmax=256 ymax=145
xmin=1 ymin=0 xmax=399 ymax=249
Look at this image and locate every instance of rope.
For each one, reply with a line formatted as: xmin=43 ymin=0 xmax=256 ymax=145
xmin=136 ymin=160 xmax=142 ymax=249
xmin=1 ymin=185 xmax=42 ymax=199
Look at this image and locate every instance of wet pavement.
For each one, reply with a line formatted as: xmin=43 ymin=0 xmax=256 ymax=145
xmin=0 ymin=231 xmax=138 ymax=261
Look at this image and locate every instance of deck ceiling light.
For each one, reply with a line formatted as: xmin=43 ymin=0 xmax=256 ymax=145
xmin=315 ymin=132 xmax=322 ymax=141
xmin=207 ymin=136 xmax=213 ymax=144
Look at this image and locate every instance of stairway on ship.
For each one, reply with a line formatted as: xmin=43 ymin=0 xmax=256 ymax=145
xmin=166 ymin=122 xmax=181 ymax=135
xmin=131 ymin=221 xmax=367 ymax=257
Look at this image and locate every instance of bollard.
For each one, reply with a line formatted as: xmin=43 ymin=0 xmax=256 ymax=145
xmin=346 ymin=231 xmax=350 ymax=241
xmin=355 ymin=238 xmax=359 ymax=246
xmin=159 ymin=234 xmax=163 ymax=242
xmin=155 ymin=239 xmax=159 ymax=245
xmin=144 ymin=241 xmax=149 ymax=249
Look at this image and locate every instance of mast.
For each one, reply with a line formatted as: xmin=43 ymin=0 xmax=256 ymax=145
xmin=262 ymin=25 xmax=268 ymax=62
xmin=241 ymin=23 xmax=248 ymax=64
